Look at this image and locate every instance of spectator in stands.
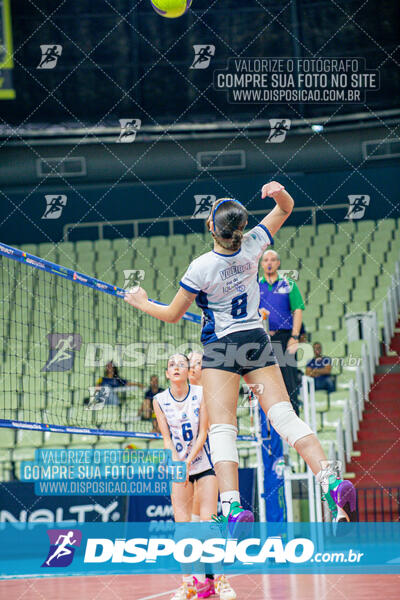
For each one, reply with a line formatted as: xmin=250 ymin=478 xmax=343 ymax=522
xmin=96 ymin=361 xmax=143 ymax=406
xmin=139 ymin=374 xmax=164 ymax=421
xmin=259 ymin=249 xmax=305 ymax=415
xmin=306 ymin=342 xmax=335 ymax=393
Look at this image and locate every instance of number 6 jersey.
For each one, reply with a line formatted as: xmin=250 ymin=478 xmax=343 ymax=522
xmin=179 ymin=224 xmax=273 ymax=345
xmin=154 ymin=384 xmax=212 ymax=476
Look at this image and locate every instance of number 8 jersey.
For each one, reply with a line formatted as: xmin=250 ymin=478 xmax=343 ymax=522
xmin=155 ymin=384 xmax=213 ymax=476
xmin=179 ymin=224 xmax=273 ymax=345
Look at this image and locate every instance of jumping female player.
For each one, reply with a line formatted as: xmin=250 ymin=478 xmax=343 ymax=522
xmin=153 ymin=353 xmax=221 ymax=600
xmin=126 ymin=181 xmax=357 ymax=525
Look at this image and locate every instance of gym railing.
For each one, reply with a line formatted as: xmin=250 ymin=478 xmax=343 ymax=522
xmin=284 ymin=260 xmax=400 ymax=521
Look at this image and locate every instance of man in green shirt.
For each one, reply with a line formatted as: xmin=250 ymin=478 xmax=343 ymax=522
xmin=259 ymin=250 xmax=305 ymax=414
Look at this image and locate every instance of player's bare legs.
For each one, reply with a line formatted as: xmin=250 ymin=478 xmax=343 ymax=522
xmin=244 ymin=365 xmax=325 ymax=472
xmin=244 ymin=365 xmax=357 ymax=521
xmin=201 ymin=369 xmax=240 ymax=493
xmin=201 ymin=368 xmax=253 ymax=526
xmin=196 ymin=475 xmax=218 ymax=521
xmin=171 ymin=481 xmax=194 ymax=522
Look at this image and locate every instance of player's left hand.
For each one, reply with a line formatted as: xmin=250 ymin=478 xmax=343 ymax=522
xmin=287 ymin=337 xmax=298 ymax=354
xmin=124 ymin=287 xmax=148 ymax=309
xmin=261 ymin=181 xmax=285 ymax=199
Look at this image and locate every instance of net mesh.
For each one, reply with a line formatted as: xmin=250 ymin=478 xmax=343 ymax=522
xmin=0 ymin=252 xmax=201 ymax=435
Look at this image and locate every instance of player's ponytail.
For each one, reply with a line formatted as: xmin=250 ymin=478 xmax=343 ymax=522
xmin=207 ymin=198 xmax=248 ymax=251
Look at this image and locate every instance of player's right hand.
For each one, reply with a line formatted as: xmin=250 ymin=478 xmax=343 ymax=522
xmin=261 ymin=181 xmax=285 ymax=199
xmin=124 ymin=286 xmax=148 ymax=309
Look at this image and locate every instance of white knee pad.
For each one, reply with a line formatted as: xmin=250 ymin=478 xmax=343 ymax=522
xmin=267 ymin=402 xmax=314 ymax=447
xmin=208 ymin=424 xmax=238 ymax=465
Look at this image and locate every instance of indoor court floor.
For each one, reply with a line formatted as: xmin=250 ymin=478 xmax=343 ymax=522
xmin=2 ymin=573 xmax=400 ymax=600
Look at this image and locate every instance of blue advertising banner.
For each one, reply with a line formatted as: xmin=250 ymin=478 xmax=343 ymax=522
xmin=0 ymin=523 xmax=399 ymax=577
xmin=0 ymin=482 xmax=127 ymax=524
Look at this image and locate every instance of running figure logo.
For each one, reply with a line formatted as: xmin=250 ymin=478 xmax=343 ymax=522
xmin=266 ymin=119 xmax=291 ymax=143
xmin=42 ymin=333 xmax=82 ymax=372
xmin=117 ymin=119 xmax=141 ymax=143
xmin=42 ymin=529 xmax=82 ymax=568
xmin=192 ymin=194 xmax=216 ymax=218
xmin=37 ymin=45 xmax=62 ymax=69
xmin=123 ymin=269 xmax=145 ymax=292
xmin=345 ymin=195 xmax=370 ymax=220
xmin=274 ymin=269 xmax=298 ymax=293
xmin=190 ymin=45 xmax=215 ymax=69
xmin=42 ymin=195 xmax=67 ymax=219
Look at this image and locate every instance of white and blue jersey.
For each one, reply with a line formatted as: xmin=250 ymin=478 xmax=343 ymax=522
xmin=180 ymin=224 xmax=273 ymax=345
xmin=154 ymin=384 xmax=212 ymax=476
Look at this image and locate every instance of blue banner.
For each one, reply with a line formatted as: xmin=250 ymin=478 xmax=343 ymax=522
xmin=0 ymin=482 xmax=127 ymax=524
xmin=259 ymin=409 xmax=287 ymax=521
xmin=0 ymin=523 xmax=399 ymax=577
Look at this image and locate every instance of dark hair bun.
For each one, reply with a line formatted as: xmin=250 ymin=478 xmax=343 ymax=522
xmin=213 ymin=199 xmax=247 ymax=251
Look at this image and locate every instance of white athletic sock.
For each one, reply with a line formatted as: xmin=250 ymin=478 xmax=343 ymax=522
xmin=337 ymin=506 xmax=348 ymax=521
xmin=191 ymin=514 xmax=200 ymax=522
xmin=220 ymin=490 xmax=241 ymax=517
xmin=183 ymin=575 xmax=193 ymax=585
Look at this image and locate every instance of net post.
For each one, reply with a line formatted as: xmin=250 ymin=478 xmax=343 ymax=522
xmin=253 ymin=404 xmax=266 ymax=522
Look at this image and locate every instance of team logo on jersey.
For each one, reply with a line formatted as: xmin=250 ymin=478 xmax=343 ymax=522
xmin=219 ymin=263 xmax=251 ymax=281
xmin=42 ymin=195 xmax=67 ymax=219
xmin=345 ymin=195 xmax=370 ymax=220
xmin=37 ymin=45 xmax=62 ymax=69
xmin=190 ymin=45 xmax=215 ymax=69
xmin=266 ymin=119 xmax=291 ymax=143
xmin=117 ymin=119 xmax=141 ymax=143
xmin=42 ymin=333 xmax=82 ymax=372
xmin=42 ymin=529 xmax=82 ymax=567
xmin=194 ymin=407 xmax=199 ymax=416
xmin=192 ymin=195 xmax=216 ymax=218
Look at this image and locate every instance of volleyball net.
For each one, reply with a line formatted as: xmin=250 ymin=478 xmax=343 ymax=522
xmin=0 ymin=243 xmax=257 ymax=442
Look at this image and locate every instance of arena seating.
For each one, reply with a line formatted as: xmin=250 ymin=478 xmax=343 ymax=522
xmin=1 ymin=218 xmax=398 ymax=480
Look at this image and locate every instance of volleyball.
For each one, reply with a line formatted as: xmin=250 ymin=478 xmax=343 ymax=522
xmin=150 ymin=0 xmax=192 ymax=19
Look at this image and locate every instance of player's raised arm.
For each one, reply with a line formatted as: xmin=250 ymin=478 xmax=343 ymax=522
xmin=260 ymin=181 xmax=294 ymax=237
xmin=124 ymin=286 xmax=196 ymax=323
